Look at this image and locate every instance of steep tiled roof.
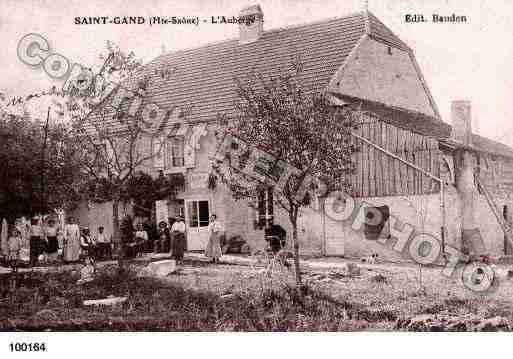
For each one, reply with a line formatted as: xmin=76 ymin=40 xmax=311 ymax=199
xmin=96 ymin=10 xmax=430 ymax=128
xmin=92 ymin=9 xmax=513 ymax=160
xmin=117 ymin=12 xmax=368 ymax=125
xmin=99 ymin=10 xmax=420 ymax=125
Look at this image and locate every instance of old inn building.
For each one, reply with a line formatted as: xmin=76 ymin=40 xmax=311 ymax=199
xmin=75 ymin=5 xmax=513 ymax=261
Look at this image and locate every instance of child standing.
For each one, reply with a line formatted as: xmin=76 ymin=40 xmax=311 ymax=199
xmin=7 ymin=229 xmax=22 ymax=272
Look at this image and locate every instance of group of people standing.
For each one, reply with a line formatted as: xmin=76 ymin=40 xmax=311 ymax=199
xmin=32 ymin=216 xmax=112 ymax=265
xmin=0 ymin=215 xmax=113 ymax=268
xmin=151 ymin=216 xmax=187 ymax=263
xmin=2 ymin=212 xmax=226 ymax=268
xmin=127 ymin=213 xmax=224 ymax=264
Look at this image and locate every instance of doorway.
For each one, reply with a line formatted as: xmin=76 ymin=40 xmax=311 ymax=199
xmin=185 ymin=199 xmax=210 ymax=250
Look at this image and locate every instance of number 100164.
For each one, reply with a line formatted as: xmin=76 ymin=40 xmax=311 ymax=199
xmin=9 ymin=342 xmax=46 ymax=352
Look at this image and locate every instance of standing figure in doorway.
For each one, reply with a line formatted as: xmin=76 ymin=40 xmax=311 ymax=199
xmin=205 ymin=214 xmax=223 ymax=263
xmin=171 ymin=216 xmax=186 ymax=264
xmin=63 ymin=217 xmax=81 ymax=262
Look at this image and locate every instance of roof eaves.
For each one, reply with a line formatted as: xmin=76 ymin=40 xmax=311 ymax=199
xmin=329 ymin=93 xmax=450 ymax=138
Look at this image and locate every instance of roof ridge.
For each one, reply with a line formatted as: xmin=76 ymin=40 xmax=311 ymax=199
xmin=146 ymin=10 xmax=366 ymax=66
xmin=365 ymin=10 xmax=410 ymax=50
xmin=261 ymin=10 xmax=365 ymax=36
xmin=363 ymin=9 xmax=371 ymax=34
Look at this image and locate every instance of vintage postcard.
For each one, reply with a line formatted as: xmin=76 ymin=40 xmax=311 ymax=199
xmin=0 ymin=0 xmax=512 ymax=356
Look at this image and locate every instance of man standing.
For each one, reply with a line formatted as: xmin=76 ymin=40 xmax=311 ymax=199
xmin=171 ymin=216 xmax=186 ymax=264
xmin=95 ymin=226 xmax=112 ymax=260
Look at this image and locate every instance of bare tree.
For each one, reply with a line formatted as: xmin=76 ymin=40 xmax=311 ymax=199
xmin=74 ymin=107 xmax=161 ymax=246
xmin=65 ymin=41 xmax=162 ymax=247
xmin=213 ymin=64 xmax=358 ymax=286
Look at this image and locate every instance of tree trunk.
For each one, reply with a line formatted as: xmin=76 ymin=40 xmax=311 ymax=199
xmin=113 ymin=199 xmax=129 ymax=275
xmin=291 ymin=219 xmax=302 ymax=286
xmin=112 ymin=199 xmax=124 ymax=274
xmin=112 ymin=199 xmax=120 ymax=243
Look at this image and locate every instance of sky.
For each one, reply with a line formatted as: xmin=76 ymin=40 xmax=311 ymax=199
xmin=1 ymin=0 xmax=513 ymax=145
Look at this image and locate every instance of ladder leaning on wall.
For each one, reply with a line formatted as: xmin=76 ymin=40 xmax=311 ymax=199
xmin=475 ymin=176 xmax=513 ymax=250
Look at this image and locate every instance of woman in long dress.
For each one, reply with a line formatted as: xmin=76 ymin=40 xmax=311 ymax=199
xmin=205 ymin=214 xmax=223 ymax=263
xmin=1 ymin=218 xmax=8 ymax=265
xmin=63 ymin=217 xmax=81 ymax=262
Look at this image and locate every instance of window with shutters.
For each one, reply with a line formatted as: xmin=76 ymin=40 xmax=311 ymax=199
xmin=152 ymin=138 xmax=165 ymax=169
xmin=160 ymin=136 xmax=185 ymax=172
xmin=170 ymin=136 xmax=184 ymax=167
xmin=93 ymin=141 xmax=112 ymax=175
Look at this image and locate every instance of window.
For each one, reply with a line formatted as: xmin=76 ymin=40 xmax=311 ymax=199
xmin=257 ymin=187 xmax=274 ymax=228
xmin=152 ymin=138 xmax=164 ymax=169
xmin=94 ymin=142 xmax=111 ymax=172
xmin=168 ymin=136 xmax=184 ymax=168
xmin=364 ymin=205 xmax=390 ymax=240
xmin=187 ymin=200 xmax=209 ymax=228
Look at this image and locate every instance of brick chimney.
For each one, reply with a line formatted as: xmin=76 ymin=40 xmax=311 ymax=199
xmin=451 ymin=100 xmax=486 ymax=255
xmin=239 ymin=4 xmax=264 ymax=44
xmin=451 ymin=100 xmax=472 ymax=146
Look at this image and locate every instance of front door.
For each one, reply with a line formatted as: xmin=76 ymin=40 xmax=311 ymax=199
xmin=185 ymin=199 xmax=210 ymax=251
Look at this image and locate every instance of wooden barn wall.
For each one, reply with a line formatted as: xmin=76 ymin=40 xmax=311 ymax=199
xmin=349 ymin=113 xmax=441 ymax=197
xmin=477 ymin=153 xmax=513 ymax=200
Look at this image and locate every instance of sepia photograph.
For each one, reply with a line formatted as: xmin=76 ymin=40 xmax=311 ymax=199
xmin=1 ymin=0 xmax=513 ymax=355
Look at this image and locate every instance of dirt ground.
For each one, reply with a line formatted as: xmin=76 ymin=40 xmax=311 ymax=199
xmin=1 ymin=255 xmax=513 ymax=331
xmin=164 ymin=257 xmax=513 ymax=320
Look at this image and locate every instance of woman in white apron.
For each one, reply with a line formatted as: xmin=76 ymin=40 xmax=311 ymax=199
xmin=63 ymin=217 xmax=81 ymax=262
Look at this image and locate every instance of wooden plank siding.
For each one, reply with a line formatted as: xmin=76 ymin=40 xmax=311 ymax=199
xmin=478 ymin=152 xmax=513 ymax=197
xmin=349 ymin=113 xmax=441 ymax=197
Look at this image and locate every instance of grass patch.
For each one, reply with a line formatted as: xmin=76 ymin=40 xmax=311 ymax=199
xmin=0 ymin=267 xmax=377 ymax=331
xmin=3 ymin=259 xmax=513 ymax=331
